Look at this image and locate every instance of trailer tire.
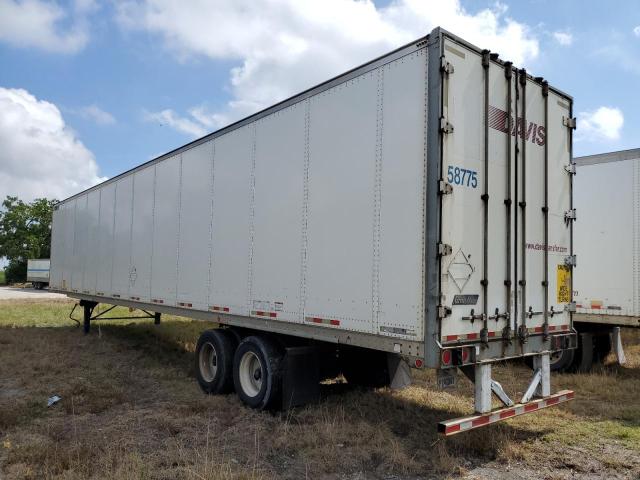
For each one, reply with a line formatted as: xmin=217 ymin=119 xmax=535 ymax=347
xmin=524 ymin=348 xmax=575 ymax=372
xmin=233 ymin=336 xmax=283 ymax=410
xmin=569 ymin=332 xmax=594 ymax=373
xmin=548 ymin=348 xmax=575 ymax=372
xmin=593 ymin=333 xmax=612 ymax=363
xmin=195 ymin=329 xmax=238 ymax=395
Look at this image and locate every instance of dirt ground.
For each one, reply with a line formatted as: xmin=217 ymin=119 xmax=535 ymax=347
xmin=1 ymin=299 xmax=639 ymax=479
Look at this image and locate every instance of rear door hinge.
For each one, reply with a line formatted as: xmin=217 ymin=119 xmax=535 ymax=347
xmin=440 ymin=117 xmax=454 ymax=134
xmin=564 ymin=163 xmax=576 ymax=175
xmin=564 ymin=209 xmax=576 ymax=223
xmin=438 ymin=180 xmax=453 ymax=195
xmin=440 ymin=56 xmax=454 ymax=75
xmin=563 ymin=116 xmax=577 ymax=129
xmin=438 ymin=242 xmax=452 ymax=256
xmin=565 ymin=302 xmax=577 ymax=313
xmin=564 ymin=255 xmax=577 ymax=267
xmin=438 ymin=305 xmax=452 ymax=319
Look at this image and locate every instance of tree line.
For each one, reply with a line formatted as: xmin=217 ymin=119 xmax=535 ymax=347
xmin=0 ymin=196 xmax=56 ymax=284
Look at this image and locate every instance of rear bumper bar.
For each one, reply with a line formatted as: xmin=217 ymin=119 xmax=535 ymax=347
xmin=438 ymin=389 xmax=575 ymax=435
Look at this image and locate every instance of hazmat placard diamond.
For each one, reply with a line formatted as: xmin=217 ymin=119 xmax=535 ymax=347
xmin=447 ymin=249 xmax=475 ymax=292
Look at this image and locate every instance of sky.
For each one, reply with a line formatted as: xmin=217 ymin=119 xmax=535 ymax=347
xmin=0 ymin=0 xmax=639 ymax=202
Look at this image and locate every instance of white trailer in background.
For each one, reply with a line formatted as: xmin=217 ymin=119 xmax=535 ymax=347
xmin=563 ymin=148 xmax=640 ymax=372
xmin=27 ymin=259 xmax=50 ymax=289
xmin=50 ymin=28 xmax=577 ymax=434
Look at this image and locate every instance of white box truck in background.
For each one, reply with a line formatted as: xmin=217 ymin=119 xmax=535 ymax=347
xmin=27 ymin=259 xmax=50 ymax=289
xmin=50 ymin=28 xmax=577 ymax=434
xmin=564 ymin=148 xmax=640 ymax=372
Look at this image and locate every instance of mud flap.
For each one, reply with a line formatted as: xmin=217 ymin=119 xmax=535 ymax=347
xmin=282 ymin=346 xmax=320 ymax=410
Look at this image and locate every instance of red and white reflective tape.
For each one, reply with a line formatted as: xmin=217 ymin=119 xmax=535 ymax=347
xmin=577 ymin=304 xmax=621 ymax=311
xmin=443 ymin=331 xmax=497 ymax=343
xmin=209 ymin=305 xmax=230 ymax=313
xmin=438 ymin=390 xmax=574 ymax=436
xmin=151 ymin=299 xmax=164 ymax=304
xmin=444 ymin=325 xmax=569 ymax=343
xmin=528 ymin=324 xmax=570 ymax=334
xmin=305 ymin=316 xmax=341 ymax=326
xmin=178 ymin=302 xmax=193 ymax=308
xmin=252 ymin=310 xmax=277 ymax=318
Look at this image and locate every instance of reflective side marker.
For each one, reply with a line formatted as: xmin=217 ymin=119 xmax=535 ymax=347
xmin=209 ymin=305 xmax=230 ymax=313
xmin=252 ymin=310 xmax=277 ymax=318
xmin=305 ymin=316 xmax=341 ymax=326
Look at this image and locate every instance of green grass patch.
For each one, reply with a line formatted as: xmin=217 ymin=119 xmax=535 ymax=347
xmin=0 ymin=301 xmax=210 ymax=337
xmin=0 ymin=301 xmax=75 ymax=328
xmin=0 ymin=269 xmax=5 ymax=285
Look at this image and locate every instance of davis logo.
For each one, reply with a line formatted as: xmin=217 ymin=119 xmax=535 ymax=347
xmin=489 ymin=105 xmax=546 ymax=146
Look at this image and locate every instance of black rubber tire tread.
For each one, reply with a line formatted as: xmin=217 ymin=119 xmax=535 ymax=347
xmin=341 ymin=348 xmax=390 ymax=388
xmin=233 ymin=335 xmax=283 ymax=410
xmin=593 ymin=333 xmax=612 ymax=363
xmin=570 ymin=332 xmax=594 ymax=373
xmin=195 ymin=329 xmax=238 ymax=395
xmin=524 ymin=347 xmax=575 ymax=372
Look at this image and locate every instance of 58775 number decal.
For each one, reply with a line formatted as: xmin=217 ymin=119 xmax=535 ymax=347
xmin=447 ymin=166 xmax=478 ymax=188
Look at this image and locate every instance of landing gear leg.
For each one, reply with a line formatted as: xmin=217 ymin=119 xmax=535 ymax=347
xmin=154 ymin=312 xmax=161 ymax=325
xmin=80 ymin=300 xmax=98 ymax=334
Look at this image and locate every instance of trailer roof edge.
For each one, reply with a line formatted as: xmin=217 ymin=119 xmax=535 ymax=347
xmin=575 ymin=148 xmax=640 ymax=166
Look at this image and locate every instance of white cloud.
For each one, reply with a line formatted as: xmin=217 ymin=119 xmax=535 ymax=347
xmin=634 ymin=26 xmax=640 ymax=37
xmin=577 ymin=106 xmax=624 ymax=142
xmin=120 ymin=0 xmax=540 ymax=137
xmin=0 ymin=0 xmax=95 ymax=54
xmin=553 ymin=31 xmax=573 ymax=46
xmin=144 ymin=109 xmax=207 ymax=138
xmin=0 ymin=87 xmax=106 ymax=201
xmin=79 ymin=105 xmax=116 ymax=125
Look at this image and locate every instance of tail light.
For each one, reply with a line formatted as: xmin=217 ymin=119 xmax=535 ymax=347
xmin=441 ymin=349 xmax=452 ymax=366
xmin=441 ymin=347 xmax=473 ymax=367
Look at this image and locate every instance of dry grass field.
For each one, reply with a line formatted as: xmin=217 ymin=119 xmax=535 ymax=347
xmin=1 ymin=298 xmax=639 ymax=479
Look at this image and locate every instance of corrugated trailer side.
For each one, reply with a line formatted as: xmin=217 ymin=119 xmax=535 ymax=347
xmin=51 ymin=28 xmax=576 ymax=433
xmin=51 ymin=37 xmax=429 ymax=356
xmin=559 ymin=149 xmax=640 ymax=374
xmin=574 ymin=149 xmax=640 ymax=319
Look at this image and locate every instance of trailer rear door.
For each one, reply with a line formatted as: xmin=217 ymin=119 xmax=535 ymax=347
xmin=437 ymin=34 xmax=573 ymax=350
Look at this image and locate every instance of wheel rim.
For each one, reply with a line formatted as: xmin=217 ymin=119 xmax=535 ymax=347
xmin=238 ymin=351 xmax=263 ymax=398
xmin=549 ymin=350 xmax=564 ymax=366
xmin=199 ymin=341 xmax=218 ymax=383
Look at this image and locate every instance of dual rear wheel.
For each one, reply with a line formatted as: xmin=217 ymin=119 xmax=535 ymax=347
xmin=195 ymin=330 xmax=283 ymax=410
xmin=527 ymin=331 xmax=613 ymax=373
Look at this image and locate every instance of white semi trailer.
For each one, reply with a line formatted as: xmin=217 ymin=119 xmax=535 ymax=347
xmin=27 ymin=258 xmax=50 ymax=289
xmin=50 ymin=28 xmax=577 ymax=434
xmin=556 ymin=148 xmax=640 ymax=372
